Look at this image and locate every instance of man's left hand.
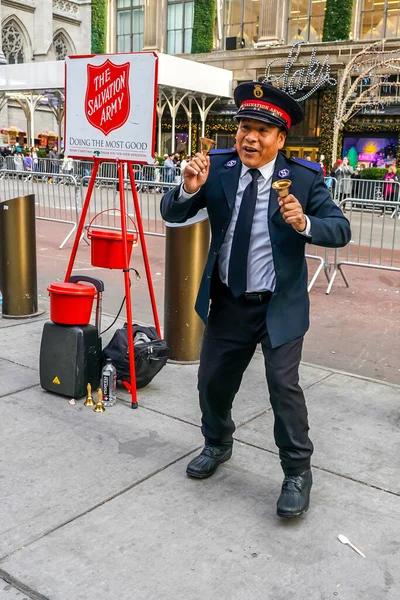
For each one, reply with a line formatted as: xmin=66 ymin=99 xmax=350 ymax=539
xmin=279 ymin=194 xmax=307 ymax=232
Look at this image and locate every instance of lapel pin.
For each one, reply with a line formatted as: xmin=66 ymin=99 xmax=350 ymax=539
xmin=224 ymin=160 xmax=237 ymax=168
xmin=278 ymin=168 xmax=290 ymax=178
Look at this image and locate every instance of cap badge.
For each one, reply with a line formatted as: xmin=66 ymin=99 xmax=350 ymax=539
xmin=278 ymin=168 xmax=290 ymax=178
xmin=253 ymin=85 xmax=264 ymax=99
xmin=225 ymin=159 xmax=237 ymax=168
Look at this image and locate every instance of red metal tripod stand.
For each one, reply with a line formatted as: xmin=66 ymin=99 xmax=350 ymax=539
xmin=64 ymin=157 xmax=161 ymax=408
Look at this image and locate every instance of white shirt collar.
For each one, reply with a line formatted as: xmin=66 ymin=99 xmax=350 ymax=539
xmin=240 ymin=156 xmax=277 ymax=181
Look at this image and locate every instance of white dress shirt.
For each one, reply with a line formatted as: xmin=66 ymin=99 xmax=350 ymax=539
xmin=179 ymin=157 xmax=311 ymax=293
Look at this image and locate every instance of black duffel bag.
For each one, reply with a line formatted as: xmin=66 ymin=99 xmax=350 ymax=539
xmin=103 ymin=323 xmax=170 ymax=389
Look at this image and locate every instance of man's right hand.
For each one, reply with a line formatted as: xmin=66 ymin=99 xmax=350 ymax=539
xmin=182 ymin=152 xmax=210 ymax=194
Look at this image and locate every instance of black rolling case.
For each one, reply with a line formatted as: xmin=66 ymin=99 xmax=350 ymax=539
xmin=39 ymin=276 xmax=103 ymax=399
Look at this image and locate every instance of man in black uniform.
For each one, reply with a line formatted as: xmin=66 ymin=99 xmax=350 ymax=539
xmin=161 ymin=83 xmax=351 ymax=518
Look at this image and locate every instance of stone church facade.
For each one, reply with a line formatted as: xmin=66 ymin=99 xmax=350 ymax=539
xmin=0 ymin=0 xmax=91 ymax=143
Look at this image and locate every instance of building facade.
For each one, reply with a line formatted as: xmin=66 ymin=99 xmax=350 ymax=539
xmin=0 ymin=0 xmax=91 ymax=144
xmin=109 ymin=0 xmax=400 ymax=165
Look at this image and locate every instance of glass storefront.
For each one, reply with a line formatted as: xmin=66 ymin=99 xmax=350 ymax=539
xmin=360 ymin=0 xmax=400 ymax=40
xmin=224 ymin=0 xmax=260 ymax=48
xmin=167 ymin=0 xmax=194 ymax=54
xmin=116 ymin=0 xmax=144 ymax=52
xmin=287 ymin=0 xmax=326 ymax=43
xmin=343 ymin=134 xmax=399 ymax=167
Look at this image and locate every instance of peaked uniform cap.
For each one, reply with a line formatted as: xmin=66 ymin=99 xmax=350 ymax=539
xmin=234 ymin=82 xmax=304 ymax=132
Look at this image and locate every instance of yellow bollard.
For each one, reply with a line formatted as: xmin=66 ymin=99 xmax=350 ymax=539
xmin=164 ymin=211 xmax=210 ymax=362
xmin=0 ymin=194 xmax=42 ymax=318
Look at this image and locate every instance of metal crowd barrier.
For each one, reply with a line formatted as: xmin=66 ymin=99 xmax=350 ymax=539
xmin=0 ymin=156 xmax=182 ymax=182
xmin=304 ymin=176 xmax=339 ymax=290
xmin=335 ymin=177 xmax=400 ymax=205
xmin=1 ymin=156 xmax=89 ymax=182
xmin=35 ymin=158 xmax=98 ymax=182
xmin=326 ymin=197 xmax=400 ymax=294
xmin=0 ymin=165 xmax=181 ymax=247
xmin=6 ymin=164 xmax=381 ymax=296
xmin=305 ymin=246 xmax=333 ymax=292
xmin=308 ymin=178 xmax=400 ymax=291
xmin=0 ymin=169 xmax=79 ymax=249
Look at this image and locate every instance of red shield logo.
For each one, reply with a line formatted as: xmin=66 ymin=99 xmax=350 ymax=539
xmin=85 ymin=59 xmax=130 ymax=136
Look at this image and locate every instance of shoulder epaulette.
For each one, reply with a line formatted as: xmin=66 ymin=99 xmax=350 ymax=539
xmin=289 ymin=156 xmax=321 ymax=172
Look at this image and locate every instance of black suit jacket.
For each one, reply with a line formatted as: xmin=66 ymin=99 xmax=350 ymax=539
xmin=161 ymin=150 xmax=351 ymax=347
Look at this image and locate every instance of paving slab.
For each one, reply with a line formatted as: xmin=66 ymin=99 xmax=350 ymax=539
xmin=0 ymin=359 xmax=38 ymax=398
xmin=0 ymin=321 xmax=45 ymax=371
xmin=0 ymin=313 xmax=48 ymax=330
xmin=0 ymin=386 xmax=200 ymax=558
xmin=236 ymin=372 xmax=400 ymax=493
xmin=1 ymin=443 xmax=399 ymax=600
xmin=118 ymin=354 xmax=331 ymax=429
xmin=0 ymin=578 xmax=31 ymax=600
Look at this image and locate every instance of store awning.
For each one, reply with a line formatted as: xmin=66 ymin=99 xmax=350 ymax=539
xmin=0 ymin=53 xmax=233 ymax=153
xmin=0 ymin=53 xmax=233 ymax=98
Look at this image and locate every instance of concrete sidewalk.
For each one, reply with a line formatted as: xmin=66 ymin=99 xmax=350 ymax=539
xmin=0 ymin=309 xmax=399 ymax=600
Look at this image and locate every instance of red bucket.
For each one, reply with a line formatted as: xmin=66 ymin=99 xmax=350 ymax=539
xmin=48 ymin=282 xmax=97 ymax=325
xmin=87 ymin=209 xmax=138 ymax=269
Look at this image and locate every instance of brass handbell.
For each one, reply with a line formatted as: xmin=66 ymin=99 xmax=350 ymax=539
xmin=84 ymin=383 xmax=95 ymax=407
xmin=199 ymin=137 xmax=215 ymax=156
xmin=272 ymin=179 xmax=292 ymax=198
xmin=93 ymin=388 xmax=106 ymax=413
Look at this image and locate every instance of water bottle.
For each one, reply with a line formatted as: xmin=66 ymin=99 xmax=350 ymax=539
xmin=101 ymin=358 xmax=117 ymax=407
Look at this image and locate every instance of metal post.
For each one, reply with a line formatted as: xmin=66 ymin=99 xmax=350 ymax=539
xmin=0 ymin=194 xmax=42 ymax=318
xmin=187 ymin=96 xmax=193 ymax=156
xmin=157 ymin=109 xmax=163 ymax=156
xmin=171 ymin=89 xmax=177 ymax=153
xmin=117 ymin=160 xmax=138 ymax=408
xmin=164 ymin=210 xmax=210 ymax=361
xmin=30 ymin=93 xmax=35 ymax=148
xmin=200 ymin=95 xmax=206 ymax=138
xmin=127 ymin=162 xmax=161 ymax=337
xmin=64 ymin=157 xmax=100 ymax=282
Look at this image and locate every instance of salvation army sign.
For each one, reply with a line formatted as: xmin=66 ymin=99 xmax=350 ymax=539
xmin=65 ymin=53 xmax=158 ymax=163
xmin=85 ymin=60 xmax=130 ymax=135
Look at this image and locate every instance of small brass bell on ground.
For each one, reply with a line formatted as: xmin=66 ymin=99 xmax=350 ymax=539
xmin=272 ymin=179 xmax=292 ymax=198
xmin=84 ymin=383 xmax=95 ymax=407
xmin=93 ymin=388 xmax=106 ymax=413
xmin=199 ymin=137 xmax=215 ymax=156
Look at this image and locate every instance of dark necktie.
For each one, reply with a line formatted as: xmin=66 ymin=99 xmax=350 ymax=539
xmin=228 ymin=168 xmax=260 ymax=297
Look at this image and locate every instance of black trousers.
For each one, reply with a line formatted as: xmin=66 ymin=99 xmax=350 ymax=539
xmin=198 ymin=279 xmax=313 ymax=475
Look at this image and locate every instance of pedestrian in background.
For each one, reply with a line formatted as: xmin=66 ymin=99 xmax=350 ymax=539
xmin=319 ymin=154 xmax=327 ymax=176
xmin=164 ymin=153 xmax=175 ymax=184
xmin=31 ymin=146 xmax=39 ymax=175
xmin=13 ymin=149 xmax=24 ymax=178
xmin=351 ymin=163 xmax=362 ymax=200
xmin=335 ymin=156 xmax=354 ymax=211
xmin=60 ymin=154 xmax=73 ymax=185
xmin=24 ymin=151 xmax=33 ymax=179
xmin=380 ymin=166 xmax=400 ymax=216
xmin=48 ymin=146 xmax=59 ymax=183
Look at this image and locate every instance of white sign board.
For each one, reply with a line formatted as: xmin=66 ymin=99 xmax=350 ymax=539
xmin=65 ymin=53 xmax=158 ymax=163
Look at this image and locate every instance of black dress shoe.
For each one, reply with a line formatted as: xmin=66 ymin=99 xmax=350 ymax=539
xmin=186 ymin=444 xmax=232 ymax=479
xmin=276 ymin=469 xmax=312 ymax=518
